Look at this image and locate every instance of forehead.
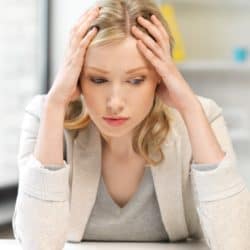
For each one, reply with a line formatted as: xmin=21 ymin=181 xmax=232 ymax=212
xmin=84 ymin=36 xmax=153 ymax=71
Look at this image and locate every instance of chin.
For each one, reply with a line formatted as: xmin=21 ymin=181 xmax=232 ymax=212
xmin=93 ymin=119 xmax=134 ymax=137
xmin=101 ymin=125 xmax=132 ymax=137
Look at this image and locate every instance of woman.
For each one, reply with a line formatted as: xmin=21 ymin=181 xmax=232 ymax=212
xmin=12 ymin=0 xmax=250 ymax=249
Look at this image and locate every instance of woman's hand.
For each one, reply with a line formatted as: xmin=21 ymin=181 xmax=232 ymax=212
xmin=131 ymin=15 xmax=198 ymax=114
xmin=48 ymin=5 xmax=100 ymax=108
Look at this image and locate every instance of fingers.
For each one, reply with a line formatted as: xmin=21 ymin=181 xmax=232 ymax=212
xmin=135 ymin=16 xmax=165 ymax=49
xmin=137 ymin=39 xmax=160 ymax=68
xmin=150 ymin=15 xmax=170 ymax=42
xmin=69 ymin=5 xmax=100 ymax=45
xmin=76 ymin=8 xmax=99 ymax=39
xmin=71 ymin=27 xmax=97 ymax=57
xmin=74 ymin=8 xmax=92 ymax=28
xmin=75 ymin=5 xmax=99 ymax=30
xmin=79 ymin=27 xmax=98 ymax=51
xmin=69 ymin=6 xmax=100 ymax=53
xmin=70 ymin=27 xmax=97 ymax=68
xmin=132 ymin=25 xmax=164 ymax=60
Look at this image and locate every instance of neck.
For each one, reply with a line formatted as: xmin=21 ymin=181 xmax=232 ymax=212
xmin=101 ymin=134 xmax=136 ymax=160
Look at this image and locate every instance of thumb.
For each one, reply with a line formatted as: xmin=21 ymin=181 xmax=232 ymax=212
xmin=70 ymin=85 xmax=81 ymax=102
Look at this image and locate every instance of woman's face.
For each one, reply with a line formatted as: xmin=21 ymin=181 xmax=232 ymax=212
xmin=80 ymin=36 xmax=160 ymax=138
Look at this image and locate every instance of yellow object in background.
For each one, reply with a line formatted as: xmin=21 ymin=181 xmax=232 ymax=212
xmin=159 ymin=4 xmax=186 ymax=62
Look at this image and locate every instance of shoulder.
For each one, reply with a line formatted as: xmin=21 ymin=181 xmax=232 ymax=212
xmin=23 ymin=94 xmax=78 ymax=140
xmin=169 ymin=94 xmax=223 ymax=129
xmin=196 ymin=95 xmax=223 ymax=123
xmin=164 ymin=94 xmax=224 ymax=153
xmin=24 ymin=94 xmax=47 ymax=119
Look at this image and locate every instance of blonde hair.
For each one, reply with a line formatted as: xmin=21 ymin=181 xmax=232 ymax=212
xmin=64 ymin=0 xmax=175 ymax=166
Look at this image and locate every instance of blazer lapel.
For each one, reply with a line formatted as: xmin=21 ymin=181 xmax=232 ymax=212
xmin=150 ymin=125 xmax=189 ymax=241
xmin=66 ymin=120 xmax=189 ymax=242
xmin=67 ymin=121 xmax=102 ymax=241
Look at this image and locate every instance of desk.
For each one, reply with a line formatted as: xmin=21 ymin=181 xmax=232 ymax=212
xmin=0 ymin=239 xmax=209 ymax=249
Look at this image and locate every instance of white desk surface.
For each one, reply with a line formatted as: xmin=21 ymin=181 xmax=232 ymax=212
xmin=0 ymin=239 xmax=209 ymax=249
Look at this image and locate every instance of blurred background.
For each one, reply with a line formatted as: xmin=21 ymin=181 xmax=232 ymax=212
xmin=0 ymin=0 xmax=250 ymax=239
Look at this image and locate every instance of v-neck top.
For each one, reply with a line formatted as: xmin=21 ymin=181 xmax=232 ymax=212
xmin=81 ymin=166 xmax=170 ymax=242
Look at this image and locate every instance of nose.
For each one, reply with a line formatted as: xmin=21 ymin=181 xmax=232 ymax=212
xmin=106 ymin=91 xmax=125 ymax=115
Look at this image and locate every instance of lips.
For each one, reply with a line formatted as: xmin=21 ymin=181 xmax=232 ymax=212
xmin=103 ymin=117 xmax=129 ymax=126
xmin=103 ymin=117 xmax=129 ymax=120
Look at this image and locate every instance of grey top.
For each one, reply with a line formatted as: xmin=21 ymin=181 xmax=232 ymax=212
xmin=44 ymin=163 xmax=221 ymax=243
xmin=44 ymin=162 xmax=220 ymax=242
xmin=82 ymin=166 xmax=169 ymax=242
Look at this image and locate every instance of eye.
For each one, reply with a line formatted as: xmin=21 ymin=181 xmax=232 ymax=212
xmin=89 ymin=77 xmax=107 ymax=84
xmin=130 ymin=77 xmax=145 ymax=85
xmin=89 ymin=76 xmax=146 ymax=85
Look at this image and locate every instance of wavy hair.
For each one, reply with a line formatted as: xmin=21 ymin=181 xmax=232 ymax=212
xmin=64 ymin=0 xmax=175 ymax=166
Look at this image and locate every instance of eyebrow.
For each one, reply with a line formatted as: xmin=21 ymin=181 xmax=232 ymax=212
xmin=85 ymin=66 xmax=148 ymax=74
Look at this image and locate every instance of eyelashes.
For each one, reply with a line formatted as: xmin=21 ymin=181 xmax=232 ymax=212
xmin=88 ymin=76 xmax=146 ymax=85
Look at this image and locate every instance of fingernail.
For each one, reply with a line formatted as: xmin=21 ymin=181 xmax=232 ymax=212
xmin=92 ymin=25 xmax=100 ymax=31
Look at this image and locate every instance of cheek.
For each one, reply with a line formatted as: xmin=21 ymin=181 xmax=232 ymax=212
xmin=131 ymin=85 xmax=156 ymax=112
xmin=81 ymin=82 xmax=102 ymax=112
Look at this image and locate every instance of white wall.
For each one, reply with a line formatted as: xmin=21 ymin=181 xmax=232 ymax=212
xmin=0 ymin=0 xmax=40 ymax=188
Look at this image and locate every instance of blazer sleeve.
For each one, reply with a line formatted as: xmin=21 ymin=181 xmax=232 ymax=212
xmin=12 ymin=95 xmax=71 ymax=250
xmin=189 ymin=99 xmax=250 ymax=250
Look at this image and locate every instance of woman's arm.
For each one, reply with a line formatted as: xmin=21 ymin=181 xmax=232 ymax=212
xmin=34 ymin=93 xmax=66 ymax=166
xmin=13 ymin=95 xmax=70 ymax=250
xmin=179 ymin=97 xmax=225 ymax=165
xmin=130 ymin=12 xmax=250 ymax=248
xmin=187 ymin=99 xmax=250 ymax=250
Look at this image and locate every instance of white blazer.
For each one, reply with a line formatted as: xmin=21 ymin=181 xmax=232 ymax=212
xmin=12 ymin=94 xmax=250 ymax=250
